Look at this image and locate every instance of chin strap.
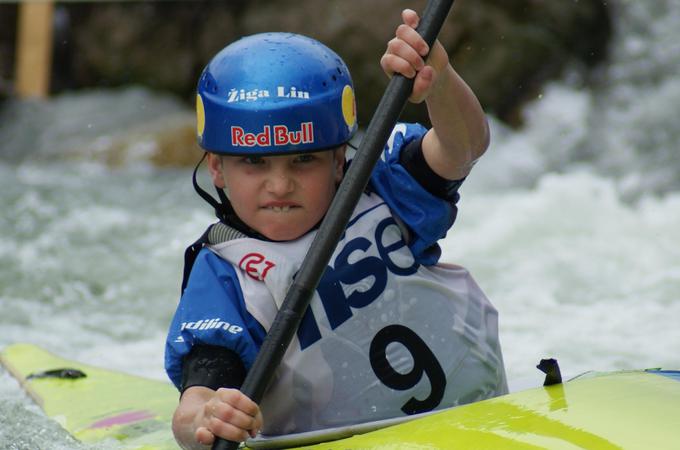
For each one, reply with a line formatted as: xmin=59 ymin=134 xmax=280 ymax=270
xmin=216 ymin=185 xmax=231 ymax=210
xmin=191 ymin=153 xmax=267 ymax=239
xmin=192 ymin=152 xmax=229 ymax=222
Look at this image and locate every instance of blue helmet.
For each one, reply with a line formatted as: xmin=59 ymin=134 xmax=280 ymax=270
xmin=196 ymin=32 xmax=357 ymax=155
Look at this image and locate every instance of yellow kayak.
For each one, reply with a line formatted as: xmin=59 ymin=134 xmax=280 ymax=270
xmin=1 ymin=343 xmax=679 ymax=449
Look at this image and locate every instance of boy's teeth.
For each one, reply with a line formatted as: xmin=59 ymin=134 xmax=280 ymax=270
xmin=271 ymin=206 xmax=291 ymax=212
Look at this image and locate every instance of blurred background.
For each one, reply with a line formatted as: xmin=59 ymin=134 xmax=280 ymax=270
xmin=1 ymin=1 xmax=680 ymax=448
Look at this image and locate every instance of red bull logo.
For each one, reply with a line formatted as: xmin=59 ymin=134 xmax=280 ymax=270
xmin=230 ymin=122 xmax=314 ymax=147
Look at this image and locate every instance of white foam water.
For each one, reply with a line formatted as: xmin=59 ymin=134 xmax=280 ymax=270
xmin=2 ymin=0 xmax=680 ymax=447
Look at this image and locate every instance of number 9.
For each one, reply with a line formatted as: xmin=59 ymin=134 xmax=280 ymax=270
xmin=369 ymin=324 xmax=446 ymax=414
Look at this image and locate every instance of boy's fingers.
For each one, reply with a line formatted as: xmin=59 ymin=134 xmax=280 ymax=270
xmin=216 ymin=388 xmax=259 ymax=416
xmin=401 ymin=8 xmax=420 ymax=29
xmin=385 ymin=38 xmax=424 ymax=72
xmin=200 ymin=388 xmax=262 ymax=442
xmin=208 ymin=416 xmax=251 ymax=442
xmin=384 ymin=7 xmax=443 ymax=103
xmin=253 ymin=411 xmax=264 ymax=434
xmin=380 ymin=53 xmax=417 ymax=79
xmin=395 ymin=23 xmax=429 ymax=57
xmin=212 ymin=403 xmax=257 ymax=429
xmin=250 ymin=411 xmax=264 ymax=437
xmin=410 ymin=66 xmax=436 ymax=103
xmin=195 ymin=426 xmax=216 ymax=446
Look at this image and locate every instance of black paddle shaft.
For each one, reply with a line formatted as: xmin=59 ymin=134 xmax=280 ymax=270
xmin=213 ymin=1 xmax=454 ymax=449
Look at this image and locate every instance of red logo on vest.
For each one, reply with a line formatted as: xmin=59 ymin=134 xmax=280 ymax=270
xmin=239 ymin=253 xmax=276 ymax=281
xmin=230 ymin=122 xmax=314 ymax=147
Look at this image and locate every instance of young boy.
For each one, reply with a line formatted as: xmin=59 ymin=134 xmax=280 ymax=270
xmin=165 ymin=9 xmax=507 ymax=449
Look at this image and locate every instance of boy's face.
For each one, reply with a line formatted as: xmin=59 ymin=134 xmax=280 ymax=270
xmin=208 ymin=148 xmax=346 ymax=241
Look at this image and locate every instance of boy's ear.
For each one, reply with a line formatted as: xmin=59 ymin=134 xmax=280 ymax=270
xmin=206 ymin=153 xmax=226 ymax=188
xmin=334 ymin=146 xmax=347 ymax=184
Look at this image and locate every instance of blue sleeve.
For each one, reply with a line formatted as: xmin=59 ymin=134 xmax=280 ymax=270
xmin=164 ymin=248 xmax=266 ymax=390
xmin=369 ymin=123 xmax=458 ymax=265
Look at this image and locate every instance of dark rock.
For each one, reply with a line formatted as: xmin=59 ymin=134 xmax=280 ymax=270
xmin=57 ymin=2 xmax=242 ymax=93
xmin=447 ymin=0 xmax=612 ymax=126
xmin=2 ymin=0 xmax=612 ymax=128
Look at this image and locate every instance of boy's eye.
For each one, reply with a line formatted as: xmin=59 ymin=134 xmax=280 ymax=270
xmin=243 ymin=155 xmax=264 ymax=165
xmin=294 ymin=154 xmax=316 ymax=163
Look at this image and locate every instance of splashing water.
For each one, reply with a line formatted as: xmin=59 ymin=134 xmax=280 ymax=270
xmin=2 ymin=1 xmax=680 ymax=448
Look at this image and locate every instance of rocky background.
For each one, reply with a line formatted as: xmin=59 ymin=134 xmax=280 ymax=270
xmin=0 ymin=0 xmax=611 ymax=129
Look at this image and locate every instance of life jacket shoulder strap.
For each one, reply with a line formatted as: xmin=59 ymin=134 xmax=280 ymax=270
xmin=180 ymin=222 xmax=248 ymax=295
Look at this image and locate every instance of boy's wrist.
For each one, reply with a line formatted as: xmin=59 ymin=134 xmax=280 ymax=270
xmin=428 ymin=63 xmax=456 ymax=101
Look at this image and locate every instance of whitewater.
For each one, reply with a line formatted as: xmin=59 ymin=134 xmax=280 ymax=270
xmin=2 ymin=1 xmax=680 ymax=448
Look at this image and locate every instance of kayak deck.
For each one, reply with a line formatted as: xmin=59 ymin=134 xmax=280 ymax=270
xmin=2 ymin=343 xmax=679 ymax=449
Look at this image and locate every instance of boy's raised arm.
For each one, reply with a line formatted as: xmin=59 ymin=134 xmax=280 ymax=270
xmin=381 ymin=8 xmax=490 ymax=181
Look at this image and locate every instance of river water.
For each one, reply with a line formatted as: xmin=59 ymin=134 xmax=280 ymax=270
xmin=2 ymin=1 xmax=680 ymax=448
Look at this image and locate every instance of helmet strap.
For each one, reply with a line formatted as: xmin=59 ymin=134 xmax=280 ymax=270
xmin=191 ymin=152 xmax=269 ymax=240
xmin=216 ymin=187 xmax=230 ymax=209
xmin=192 ymin=153 xmax=228 ymax=221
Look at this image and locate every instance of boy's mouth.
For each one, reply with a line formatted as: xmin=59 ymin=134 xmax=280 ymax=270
xmin=262 ymin=203 xmax=299 ymax=213
xmin=268 ymin=206 xmax=292 ymax=213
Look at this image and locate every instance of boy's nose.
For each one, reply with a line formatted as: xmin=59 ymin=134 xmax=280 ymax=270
xmin=265 ymin=172 xmax=294 ymax=195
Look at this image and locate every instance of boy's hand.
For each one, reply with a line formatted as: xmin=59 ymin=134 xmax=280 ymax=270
xmin=381 ymin=9 xmax=451 ymax=104
xmin=194 ymin=387 xmax=263 ymax=446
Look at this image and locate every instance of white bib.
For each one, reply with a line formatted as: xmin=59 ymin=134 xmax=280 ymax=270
xmin=209 ymin=193 xmax=507 ymax=435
